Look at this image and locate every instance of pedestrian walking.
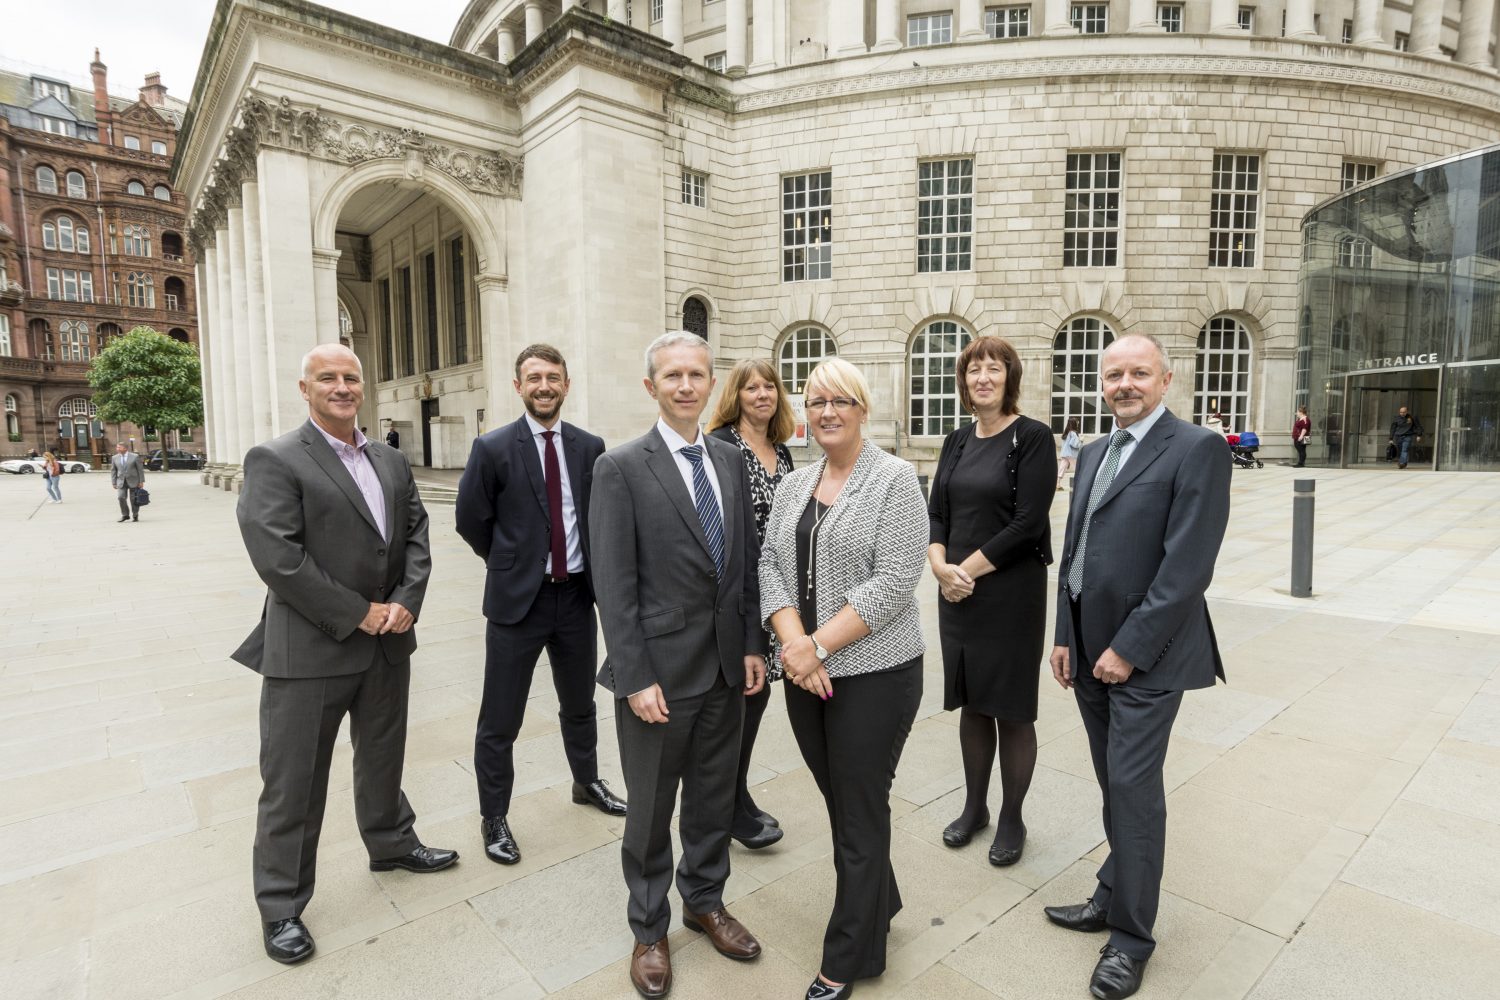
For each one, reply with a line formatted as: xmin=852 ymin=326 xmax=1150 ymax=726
xmin=1058 ymin=416 xmax=1082 ymax=489
xmin=41 ymin=450 xmax=63 ymax=503
xmin=1292 ymin=406 xmax=1310 ymax=468
xmin=109 ymin=443 xmax=145 ymax=522
xmin=1389 ymin=406 xmax=1423 ymax=469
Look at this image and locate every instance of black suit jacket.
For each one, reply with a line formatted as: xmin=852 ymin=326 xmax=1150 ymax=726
xmin=455 ymin=415 xmax=605 ymax=625
xmin=1053 ymin=408 xmax=1230 ymax=691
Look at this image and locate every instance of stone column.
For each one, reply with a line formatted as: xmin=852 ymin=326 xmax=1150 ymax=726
xmin=873 ymin=0 xmax=902 ymax=50
xmin=226 ymin=206 xmax=265 ymax=459
xmin=662 ymin=0 xmax=684 ymax=47
xmin=1210 ymin=0 xmax=1244 ymax=33
xmin=475 ymin=272 xmax=512 ymax=435
xmin=497 ymin=22 xmax=517 ymax=61
xmin=255 ymin=148 xmax=319 ymax=438
xmin=214 ymin=226 xmax=243 ymax=479
xmin=829 ymin=0 xmax=866 ymax=55
xmin=1409 ymin=0 xmax=1444 ymax=54
xmin=194 ymin=253 xmax=224 ymax=472
xmin=241 ymin=181 xmax=272 ymax=447
xmin=1352 ymin=0 xmax=1386 ymax=45
xmin=958 ymin=0 xmax=988 ymax=39
xmin=726 ymin=0 xmax=748 ymax=73
xmin=1457 ymin=0 xmax=1497 ymax=64
xmin=751 ymin=0 xmax=777 ymax=68
xmin=524 ymin=1 xmax=545 ymax=44
xmin=1284 ymin=0 xmax=1319 ymax=37
xmin=312 ymin=248 xmax=342 ymax=347
xmin=1045 ymin=0 xmax=1076 ymax=34
xmin=1129 ymin=0 xmax=1164 ymax=31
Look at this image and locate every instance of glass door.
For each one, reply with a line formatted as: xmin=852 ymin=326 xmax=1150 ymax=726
xmin=1344 ymin=368 xmax=1440 ymax=468
xmin=1438 ymin=363 xmax=1500 ymax=470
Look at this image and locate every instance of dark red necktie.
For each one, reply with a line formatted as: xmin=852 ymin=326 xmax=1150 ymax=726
xmin=542 ymin=430 xmax=568 ymax=580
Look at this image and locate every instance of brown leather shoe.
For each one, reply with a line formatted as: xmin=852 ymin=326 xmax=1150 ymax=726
xmin=630 ymin=938 xmax=671 ymax=998
xmin=682 ymin=907 xmax=761 ymax=961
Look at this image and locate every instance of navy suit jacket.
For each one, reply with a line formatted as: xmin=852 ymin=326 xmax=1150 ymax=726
xmin=455 ymin=414 xmax=605 ymax=625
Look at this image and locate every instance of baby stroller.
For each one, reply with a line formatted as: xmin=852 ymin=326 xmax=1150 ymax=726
xmin=1225 ymin=430 xmax=1263 ymax=469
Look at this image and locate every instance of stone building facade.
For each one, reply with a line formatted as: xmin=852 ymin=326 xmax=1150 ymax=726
xmin=0 ymin=53 xmax=200 ymax=460
xmin=176 ymin=0 xmax=1500 ymax=485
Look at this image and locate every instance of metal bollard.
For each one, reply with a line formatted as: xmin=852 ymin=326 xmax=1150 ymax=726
xmin=1291 ymin=479 xmax=1315 ymax=598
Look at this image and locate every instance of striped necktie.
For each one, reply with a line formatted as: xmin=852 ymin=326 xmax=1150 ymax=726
xmin=1067 ymin=429 xmax=1134 ymax=599
xmin=680 ymin=445 xmax=726 ymax=578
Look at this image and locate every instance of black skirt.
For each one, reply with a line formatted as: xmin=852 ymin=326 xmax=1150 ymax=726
xmin=937 ymin=556 xmax=1046 ymax=721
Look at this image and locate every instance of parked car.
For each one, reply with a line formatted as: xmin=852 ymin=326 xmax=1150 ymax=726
xmin=146 ymin=449 xmax=205 ymax=471
xmin=1 ymin=458 xmax=90 ymax=474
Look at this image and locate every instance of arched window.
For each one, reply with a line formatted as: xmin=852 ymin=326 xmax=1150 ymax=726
xmin=1051 ymin=316 xmax=1116 ymax=434
xmin=59 ymin=320 xmax=91 ymax=362
xmin=909 ymin=320 xmax=973 ymax=437
xmin=682 ymin=296 xmax=709 ymax=339
xmin=126 ymin=180 xmax=146 ymax=196
xmin=777 ymin=326 xmax=837 ymax=394
xmin=1336 ymin=234 xmax=1372 ymax=269
xmin=36 ymin=166 xmax=57 ymax=194
xmin=168 ymin=328 xmax=189 ymax=343
xmin=153 ymin=184 xmax=171 ymax=202
xmin=58 ymin=397 xmax=97 ymax=418
xmin=76 ymin=225 xmax=90 ymax=254
xmin=1195 ymin=316 xmax=1253 ymax=431
xmin=161 ymin=231 xmax=183 ymax=259
xmin=97 ymin=322 xmax=122 ymax=352
xmin=42 ymin=221 xmax=57 ymax=250
xmin=55 ymin=216 xmax=75 ymax=252
xmin=123 ymin=225 xmax=152 ymax=257
xmin=4 ymin=394 xmax=18 ymax=441
xmin=66 ymin=171 xmax=87 ymax=198
xmin=164 ymin=276 xmax=186 ymax=311
xmin=127 ymin=272 xmax=155 ymax=308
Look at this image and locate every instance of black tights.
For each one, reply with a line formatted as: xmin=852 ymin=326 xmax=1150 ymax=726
xmin=956 ymin=709 xmax=1037 ymax=849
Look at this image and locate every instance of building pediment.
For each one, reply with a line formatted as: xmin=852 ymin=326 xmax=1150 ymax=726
xmin=28 ymin=94 xmax=78 ymax=120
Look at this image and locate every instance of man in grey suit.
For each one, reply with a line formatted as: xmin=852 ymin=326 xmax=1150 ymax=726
xmin=1045 ymin=333 xmax=1230 ymax=1000
xmin=233 ymin=343 xmax=457 ymax=965
xmin=109 ymin=442 xmax=145 ymax=522
xmin=590 ymin=332 xmax=768 ymax=999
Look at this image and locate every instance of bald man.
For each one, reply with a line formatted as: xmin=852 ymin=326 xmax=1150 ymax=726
xmin=233 ymin=344 xmax=457 ymax=965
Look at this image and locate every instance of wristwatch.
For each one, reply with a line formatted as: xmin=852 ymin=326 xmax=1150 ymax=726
xmin=810 ymin=633 xmax=829 ymax=662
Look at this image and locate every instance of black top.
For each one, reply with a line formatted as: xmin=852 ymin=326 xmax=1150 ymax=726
xmin=796 ymin=494 xmax=830 ymax=635
xmin=708 ymin=424 xmax=794 ymax=544
xmin=928 ymin=415 xmax=1055 ymax=568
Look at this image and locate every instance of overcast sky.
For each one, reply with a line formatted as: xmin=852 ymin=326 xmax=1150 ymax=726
xmin=0 ymin=0 xmax=472 ymax=103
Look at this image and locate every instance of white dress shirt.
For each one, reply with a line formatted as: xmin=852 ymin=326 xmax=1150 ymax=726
xmin=1112 ymin=402 xmax=1169 ymax=473
xmin=656 ymin=418 xmax=724 ymax=516
xmin=525 ymin=412 xmax=585 ymax=575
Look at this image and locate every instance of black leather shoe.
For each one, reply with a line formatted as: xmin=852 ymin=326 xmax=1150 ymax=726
xmin=752 ymin=806 xmax=780 ymax=829
xmin=481 ymin=816 xmax=520 ymax=865
xmin=1044 ymin=897 xmax=1109 ymax=932
xmin=988 ymin=824 xmax=1026 ymax=866
xmin=806 ymin=976 xmax=854 ymax=999
xmin=369 ymin=843 xmax=459 ymax=873
xmin=572 ymin=779 xmax=627 ymax=816
xmin=1090 ymin=944 xmax=1147 ymax=999
xmin=942 ymin=808 xmax=989 ymax=847
xmin=263 ymin=917 xmax=315 ymax=964
xmin=118 ymin=515 xmax=130 ymax=523
xmin=731 ymin=818 xmax=783 ymax=850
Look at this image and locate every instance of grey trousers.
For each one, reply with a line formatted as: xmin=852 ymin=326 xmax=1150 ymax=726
xmin=115 ymin=485 xmax=138 ymax=518
xmin=253 ymin=660 xmax=420 ymax=921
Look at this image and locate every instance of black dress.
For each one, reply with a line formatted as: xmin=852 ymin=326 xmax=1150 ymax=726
xmin=929 ymin=416 xmax=1057 ymax=721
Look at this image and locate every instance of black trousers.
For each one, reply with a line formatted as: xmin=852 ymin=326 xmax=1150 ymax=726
xmin=616 ymin=675 xmax=743 ymax=943
xmin=785 ymin=660 xmax=922 ymax=982
xmin=475 ymin=577 xmax=599 ymax=818
xmin=254 ymin=659 xmax=419 ymax=921
xmin=732 ymin=682 xmax=771 ymax=828
xmin=1293 ymin=440 xmax=1307 ymax=466
xmin=1069 ymin=598 xmax=1182 ymax=961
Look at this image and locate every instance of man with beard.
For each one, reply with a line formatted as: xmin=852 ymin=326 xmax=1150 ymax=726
xmin=456 ymin=344 xmax=626 ymax=867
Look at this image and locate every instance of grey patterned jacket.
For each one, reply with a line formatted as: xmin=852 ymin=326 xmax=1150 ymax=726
xmin=760 ymin=441 xmax=927 ymax=678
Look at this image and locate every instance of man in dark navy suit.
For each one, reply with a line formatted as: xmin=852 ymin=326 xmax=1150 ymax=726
xmin=456 ymin=344 xmax=626 ymax=867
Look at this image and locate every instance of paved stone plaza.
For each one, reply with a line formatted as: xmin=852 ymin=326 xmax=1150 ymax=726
xmin=2 ymin=464 xmax=1498 ymax=1000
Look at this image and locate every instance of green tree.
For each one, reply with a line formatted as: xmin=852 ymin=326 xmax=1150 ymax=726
xmin=87 ymin=327 xmax=204 ymax=444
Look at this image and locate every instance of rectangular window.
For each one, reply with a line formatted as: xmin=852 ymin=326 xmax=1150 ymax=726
xmin=165 ymin=293 xmax=180 ymax=311
xmin=1341 ymin=19 xmax=1352 ymax=43
xmin=180 ymin=427 xmax=194 ymax=442
xmin=449 ymin=236 xmax=468 ymax=367
xmin=682 ymin=169 xmax=707 ymax=207
xmin=80 ymin=272 xmax=94 ymax=303
xmin=63 ymin=270 xmax=80 ymax=302
xmin=650 ymin=0 xmax=663 ymax=23
xmin=33 ymin=79 xmax=70 ymax=100
xmin=47 ymin=267 xmax=61 ymax=299
xmin=917 ymin=158 xmax=974 ymax=273
xmin=35 ymin=116 xmax=69 ymax=136
xmin=423 ymin=251 xmax=439 ymax=372
xmin=705 ymin=52 xmax=727 ymax=73
xmin=151 ymin=140 xmax=167 ymax=156
xmin=1394 ymin=31 xmax=1410 ymax=51
xmin=986 ymin=5 xmax=1030 ymax=38
xmin=782 ymin=171 xmax=832 ymax=282
xmin=379 ymin=277 xmax=393 ymax=382
xmin=908 ymin=12 xmax=954 ymax=46
xmin=1341 ymin=160 xmax=1378 ymax=190
xmin=124 ymin=135 xmax=141 ymax=150
xmin=1157 ymin=3 xmax=1183 ymax=32
xmin=1063 ymin=152 xmax=1122 ymax=267
xmin=1238 ymin=6 xmax=1254 ymax=31
xmin=0 ymin=315 xmax=10 ymax=357
xmin=396 ymin=266 xmax=414 ymax=379
xmin=1071 ymin=4 xmax=1108 ymax=33
xmin=1208 ymin=152 xmax=1260 ymax=268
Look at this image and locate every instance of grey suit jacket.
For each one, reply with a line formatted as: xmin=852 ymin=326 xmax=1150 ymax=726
xmin=232 ymin=420 xmax=431 ymax=679
xmin=1053 ymin=408 xmax=1230 ymax=691
xmin=110 ymin=452 xmax=145 ymax=488
xmin=590 ymin=426 xmax=766 ymax=701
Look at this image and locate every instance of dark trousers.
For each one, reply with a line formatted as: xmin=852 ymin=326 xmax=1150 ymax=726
xmin=116 ymin=485 xmax=139 ymax=518
xmin=616 ymin=675 xmax=742 ymax=943
xmin=253 ymin=659 xmax=420 ymax=921
xmin=732 ymin=682 xmax=771 ymax=829
xmin=475 ymin=577 xmax=599 ymax=817
xmin=785 ymin=661 xmax=922 ymax=982
xmin=1069 ymin=599 xmax=1182 ymax=961
xmin=1293 ymin=440 xmax=1307 ymax=467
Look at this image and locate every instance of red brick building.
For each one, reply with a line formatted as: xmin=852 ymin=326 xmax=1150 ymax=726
xmin=1 ymin=51 xmax=199 ymax=462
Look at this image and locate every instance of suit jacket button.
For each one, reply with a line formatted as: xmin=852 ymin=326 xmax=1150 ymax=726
xmin=378 ymin=549 xmax=386 ymax=556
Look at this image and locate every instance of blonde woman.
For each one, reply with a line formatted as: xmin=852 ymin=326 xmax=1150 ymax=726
xmin=41 ymin=450 xmax=63 ymax=503
xmin=759 ymin=358 xmax=927 ymax=1000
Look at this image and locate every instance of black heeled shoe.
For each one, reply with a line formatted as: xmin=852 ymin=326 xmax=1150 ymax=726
xmin=941 ymin=808 xmax=989 ymax=847
xmin=806 ymin=976 xmax=854 ymax=999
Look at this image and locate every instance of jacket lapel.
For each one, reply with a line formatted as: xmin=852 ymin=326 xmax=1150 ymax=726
xmin=708 ymin=436 xmax=737 ymax=561
xmin=371 ymin=442 xmax=398 ymax=540
xmin=643 ymin=428 xmax=715 ymax=566
xmin=562 ymin=422 xmax=587 ymax=513
xmin=514 ymin=417 xmax=548 ymax=516
xmin=1095 ymin=410 xmax=1177 ymax=513
xmin=300 ymin=421 xmax=382 ymax=537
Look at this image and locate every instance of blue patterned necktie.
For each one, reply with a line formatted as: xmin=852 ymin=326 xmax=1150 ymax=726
xmin=1067 ymin=429 xmax=1134 ymax=599
xmin=680 ymin=445 xmax=726 ymax=578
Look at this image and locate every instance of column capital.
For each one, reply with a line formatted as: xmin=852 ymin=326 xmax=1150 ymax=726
xmin=311 ymin=247 xmax=342 ymax=270
xmin=474 ymin=271 xmax=510 ymax=292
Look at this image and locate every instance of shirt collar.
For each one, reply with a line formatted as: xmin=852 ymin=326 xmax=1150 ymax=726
xmin=1115 ymin=402 xmax=1168 ymax=444
xmin=523 ymin=412 xmax=563 ymax=438
xmin=312 ymin=419 xmax=368 ymax=456
xmin=656 ymin=417 xmax=703 ymax=454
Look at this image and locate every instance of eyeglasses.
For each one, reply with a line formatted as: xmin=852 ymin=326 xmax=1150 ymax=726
xmin=806 ymin=397 xmax=858 ymax=413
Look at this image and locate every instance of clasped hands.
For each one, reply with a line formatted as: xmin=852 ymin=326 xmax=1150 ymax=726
xmin=627 ymin=655 xmax=766 ymax=725
xmin=933 ymin=562 xmax=974 ymax=603
xmin=1048 ymin=644 xmax=1134 ymax=690
xmin=780 ymin=634 xmax=833 ymax=700
xmin=359 ymin=601 xmax=413 ymax=635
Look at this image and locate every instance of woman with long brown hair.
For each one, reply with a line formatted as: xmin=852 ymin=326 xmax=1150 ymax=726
xmin=707 ymin=358 xmax=796 ymax=850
